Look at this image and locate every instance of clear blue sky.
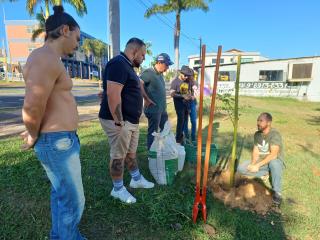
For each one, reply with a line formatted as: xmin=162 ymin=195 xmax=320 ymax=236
xmin=1 ymin=0 xmax=320 ymax=66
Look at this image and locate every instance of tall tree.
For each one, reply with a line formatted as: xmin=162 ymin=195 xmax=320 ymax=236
xmin=108 ymin=0 xmax=120 ymax=58
xmin=31 ymin=12 xmax=45 ymax=41
xmin=145 ymin=41 xmax=152 ymax=57
xmin=145 ymin=0 xmax=212 ymax=71
xmin=26 ymin=0 xmax=51 ymax=17
xmin=54 ymin=0 xmax=87 ymax=16
xmin=26 ymin=0 xmax=87 ymax=17
xmin=28 ymin=0 xmax=87 ymax=41
xmin=82 ymin=38 xmax=108 ymax=80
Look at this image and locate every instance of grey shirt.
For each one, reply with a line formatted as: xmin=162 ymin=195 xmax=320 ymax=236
xmin=140 ymin=67 xmax=167 ymax=113
xmin=254 ymin=128 xmax=284 ymax=161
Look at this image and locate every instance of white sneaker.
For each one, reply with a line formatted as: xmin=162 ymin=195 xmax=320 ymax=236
xmin=129 ymin=175 xmax=155 ymax=189
xmin=110 ymin=186 xmax=136 ymax=204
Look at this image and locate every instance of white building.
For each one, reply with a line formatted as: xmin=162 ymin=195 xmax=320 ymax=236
xmin=194 ymin=56 xmax=320 ymax=102
xmin=188 ymin=49 xmax=268 ymax=69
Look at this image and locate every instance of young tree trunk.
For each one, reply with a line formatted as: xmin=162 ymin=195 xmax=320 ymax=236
xmin=88 ymin=64 xmax=91 ymax=80
xmin=99 ymin=63 xmax=102 ymax=80
xmin=229 ymin=55 xmax=241 ymax=187
xmin=109 ymin=0 xmax=120 ymax=58
xmin=45 ymin=0 xmax=50 ymax=18
xmin=174 ymin=11 xmax=181 ymax=71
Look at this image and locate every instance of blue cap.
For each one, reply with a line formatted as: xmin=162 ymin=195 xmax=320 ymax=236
xmin=156 ymin=53 xmax=174 ymax=66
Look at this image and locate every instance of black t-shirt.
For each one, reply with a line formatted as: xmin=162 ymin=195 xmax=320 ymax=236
xmin=99 ymin=53 xmax=143 ymax=124
xmin=170 ymin=77 xmax=191 ymax=110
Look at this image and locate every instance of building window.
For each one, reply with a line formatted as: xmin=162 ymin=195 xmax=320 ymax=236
xmin=259 ymin=70 xmax=283 ymax=81
xmin=212 ymin=58 xmax=224 ymax=64
xmin=194 ymin=59 xmax=201 ymax=65
xmin=292 ymin=63 xmax=312 ymax=79
xmin=219 ymin=71 xmax=236 ymax=81
xmin=241 ymin=58 xmax=253 ymax=63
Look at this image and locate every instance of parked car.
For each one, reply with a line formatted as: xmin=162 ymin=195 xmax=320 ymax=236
xmin=90 ymin=70 xmax=99 ymax=77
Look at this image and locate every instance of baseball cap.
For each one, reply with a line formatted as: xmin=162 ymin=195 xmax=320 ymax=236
xmin=156 ymin=53 xmax=174 ymax=66
xmin=179 ymin=65 xmax=193 ymax=76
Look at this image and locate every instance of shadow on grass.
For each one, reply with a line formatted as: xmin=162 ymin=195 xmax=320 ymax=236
xmin=201 ymin=121 xmax=253 ymax=171
xmin=296 ymin=144 xmax=319 ymax=158
xmin=0 ymin=126 xmax=288 ymax=240
xmin=305 ymin=115 xmax=320 ymax=126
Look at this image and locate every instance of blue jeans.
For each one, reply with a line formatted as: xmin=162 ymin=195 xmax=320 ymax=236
xmin=237 ymin=159 xmax=284 ymax=194
xmin=184 ymin=100 xmax=197 ymax=141
xmin=174 ymin=104 xmax=189 ymax=144
xmin=34 ymin=131 xmax=85 ymax=240
xmin=144 ymin=111 xmax=168 ymax=149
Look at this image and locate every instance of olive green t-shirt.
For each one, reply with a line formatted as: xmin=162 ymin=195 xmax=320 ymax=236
xmin=254 ymin=128 xmax=284 ymax=161
xmin=140 ymin=67 xmax=167 ymax=113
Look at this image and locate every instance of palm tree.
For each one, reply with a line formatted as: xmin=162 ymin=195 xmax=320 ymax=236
xmin=82 ymin=38 xmax=94 ymax=79
xmin=26 ymin=0 xmax=87 ymax=17
xmin=28 ymin=0 xmax=87 ymax=42
xmin=108 ymin=0 xmax=120 ymax=58
xmin=145 ymin=41 xmax=152 ymax=57
xmin=82 ymin=38 xmax=108 ymax=80
xmin=54 ymin=0 xmax=87 ymax=16
xmin=27 ymin=0 xmax=51 ymax=17
xmin=145 ymin=0 xmax=212 ymax=70
xmin=31 ymin=12 xmax=45 ymax=41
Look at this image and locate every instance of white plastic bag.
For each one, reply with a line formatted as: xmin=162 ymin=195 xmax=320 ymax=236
xmin=148 ymin=121 xmax=178 ymax=185
xmin=176 ymin=145 xmax=186 ymax=171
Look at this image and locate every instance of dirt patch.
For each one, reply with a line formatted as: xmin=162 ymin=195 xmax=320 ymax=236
xmin=208 ymin=168 xmax=274 ymax=215
xmin=203 ymin=223 xmax=217 ymax=237
xmin=312 ymin=166 xmax=320 ymax=177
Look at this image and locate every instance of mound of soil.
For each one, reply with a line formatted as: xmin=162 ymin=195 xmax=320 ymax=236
xmin=208 ymin=168 xmax=274 ymax=215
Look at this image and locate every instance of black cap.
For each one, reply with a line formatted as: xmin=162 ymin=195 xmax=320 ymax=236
xmin=180 ymin=65 xmax=193 ymax=76
xmin=45 ymin=6 xmax=79 ymax=32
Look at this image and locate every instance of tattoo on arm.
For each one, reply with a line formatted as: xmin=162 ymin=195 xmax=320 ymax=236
xmin=125 ymin=156 xmax=138 ymax=171
xmin=110 ymin=158 xmax=124 ymax=177
xmin=115 ymin=104 xmax=123 ymax=122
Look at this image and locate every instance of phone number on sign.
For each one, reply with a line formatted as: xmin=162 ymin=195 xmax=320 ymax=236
xmin=239 ymin=82 xmax=289 ymax=89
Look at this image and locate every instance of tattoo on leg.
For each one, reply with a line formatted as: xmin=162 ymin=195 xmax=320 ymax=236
xmin=115 ymin=104 xmax=123 ymax=122
xmin=110 ymin=158 xmax=124 ymax=177
xmin=125 ymin=156 xmax=138 ymax=171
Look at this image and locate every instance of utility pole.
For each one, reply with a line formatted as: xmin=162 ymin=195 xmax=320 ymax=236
xmin=2 ymin=7 xmax=10 ymax=81
xmin=2 ymin=38 xmax=8 ymax=80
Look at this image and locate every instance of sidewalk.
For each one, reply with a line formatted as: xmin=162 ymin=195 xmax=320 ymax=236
xmin=0 ymin=103 xmax=100 ymax=139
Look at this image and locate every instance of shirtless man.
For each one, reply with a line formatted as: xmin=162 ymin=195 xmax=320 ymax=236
xmin=21 ymin=6 xmax=85 ymax=239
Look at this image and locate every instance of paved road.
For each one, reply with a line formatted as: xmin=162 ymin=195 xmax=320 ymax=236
xmin=0 ymin=85 xmax=100 ymax=109
xmin=0 ymin=82 xmax=102 ymax=138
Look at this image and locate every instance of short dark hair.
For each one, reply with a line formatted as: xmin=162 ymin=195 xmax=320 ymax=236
xmin=260 ymin=112 xmax=272 ymax=121
xmin=125 ymin=38 xmax=145 ymax=49
xmin=45 ymin=5 xmax=79 ymax=41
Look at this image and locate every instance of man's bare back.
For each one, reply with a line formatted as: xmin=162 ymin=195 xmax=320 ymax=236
xmin=23 ymin=45 xmax=78 ymax=134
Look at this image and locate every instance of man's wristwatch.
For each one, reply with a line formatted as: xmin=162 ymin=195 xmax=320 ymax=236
xmin=115 ymin=121 xmax=124 ymax=127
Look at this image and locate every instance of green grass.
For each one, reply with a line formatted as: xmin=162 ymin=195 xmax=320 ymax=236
xmin=1 ymin=96 xmax=319 ymax=239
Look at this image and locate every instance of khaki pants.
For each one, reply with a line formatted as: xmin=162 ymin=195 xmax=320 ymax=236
xmin=99 ymin=119 xmax=139 ymax=159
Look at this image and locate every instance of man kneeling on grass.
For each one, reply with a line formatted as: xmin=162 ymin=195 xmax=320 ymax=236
xmin=237 ymin=112 xmax=284 ymax=206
